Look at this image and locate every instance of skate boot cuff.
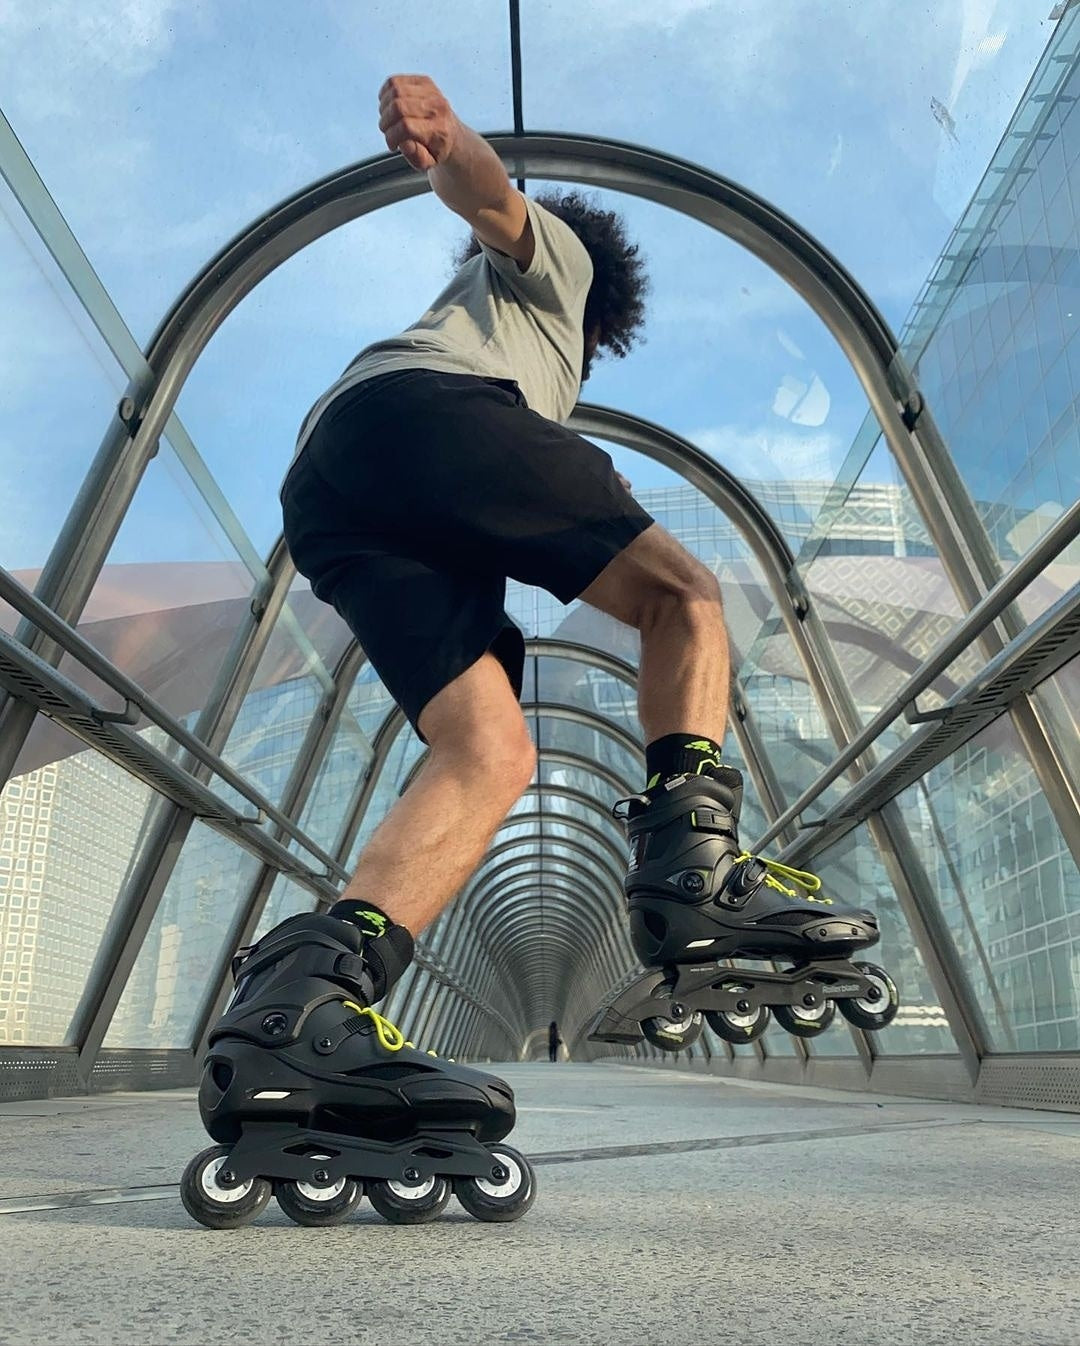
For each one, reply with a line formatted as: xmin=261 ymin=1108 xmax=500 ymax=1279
xmin=705 ymin=764 xmax=744 ymax=821
xmin=364 ymin=922 xmax=414 ymax=1002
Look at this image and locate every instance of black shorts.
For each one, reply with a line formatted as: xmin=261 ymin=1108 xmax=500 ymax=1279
xmin=280 ymin=368 xmax=655 ymax=739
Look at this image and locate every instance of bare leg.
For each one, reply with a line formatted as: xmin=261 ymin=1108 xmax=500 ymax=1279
xmin=336 ymin=652 xmax=536 ymax=933
xmin=578 ymin=523 xmax=730 ymax=744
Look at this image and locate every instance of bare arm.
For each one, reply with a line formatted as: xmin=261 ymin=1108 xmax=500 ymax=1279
xmin=378 ymin=74 xmax=535 ymax=268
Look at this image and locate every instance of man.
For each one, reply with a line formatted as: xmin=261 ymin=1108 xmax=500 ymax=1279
xmin=275 ymin=75 xmax=874 ymax=1023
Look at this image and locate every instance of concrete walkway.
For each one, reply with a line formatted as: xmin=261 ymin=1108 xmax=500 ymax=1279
xmin=1 ymin=1063 xmax=1078 ymax=1346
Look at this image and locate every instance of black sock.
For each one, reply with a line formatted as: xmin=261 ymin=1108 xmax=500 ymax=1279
xmin=327 ymin=900 xmax=415 ymax=1001
xmin=644 ymin=734 xmax=725 ymax=789
xmin=328 ymin=899 xmax=397 ymax=939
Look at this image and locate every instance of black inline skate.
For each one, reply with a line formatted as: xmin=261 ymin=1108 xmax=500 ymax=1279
xmin=181 ymin=903 xmax=535 ymax=1229
xmin=589 ymin=766 xmax=899 ymax=1050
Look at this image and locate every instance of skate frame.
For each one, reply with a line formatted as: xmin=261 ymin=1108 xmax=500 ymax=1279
xmin=220 ymin=1124 xmax=508 ymax=1188
xmin=587 ymin=961 xmax=878 ymax=1044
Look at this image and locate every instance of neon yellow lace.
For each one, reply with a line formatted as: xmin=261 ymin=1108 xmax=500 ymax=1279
xmin=341 ymin=1001 xmax=446 ymax=1058
xmin=734 ymin=852 xmax=825 ymax=900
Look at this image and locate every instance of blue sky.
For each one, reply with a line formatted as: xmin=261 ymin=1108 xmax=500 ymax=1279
xmin=0 ymin=0 xmax=1061 ymax=573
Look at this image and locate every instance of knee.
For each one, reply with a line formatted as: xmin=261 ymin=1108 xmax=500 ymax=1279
xmin=433 ymin=714 xmax=536 ymax=805
xmin=643 ymin=554 xmax=723 ymax=625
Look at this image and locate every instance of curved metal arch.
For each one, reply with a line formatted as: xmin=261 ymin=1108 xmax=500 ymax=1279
xmin=442 ymin=862 xmax=623 ymax=977
xmin=472 ymin=814 xmax=627 ymax=883
xmin=476 ymin=915 xmax=627 ymax=990
xmin=465 ymin=851 xmax=622 ymax=926
xmin=443 ymin=877 xmax=629 ymax=987
xmin=526 ymin=640 xmax=640 ymax=686
xmin=467 ymin=855 xmax=622 ymax=923
xmin=461 ymin=871 xmax=627 ymax=956
xmin=512 ymin=782 xmax=629 ymax=842
xmin=131 ymin=134 xmax=898 ymax=432
xmin=459 ymin=827 xmax=625 ymax=908
xmin=536 ymin=749 xmax=636 ymax=800
xmin=527 ymin=704 xmax=644 ymax=763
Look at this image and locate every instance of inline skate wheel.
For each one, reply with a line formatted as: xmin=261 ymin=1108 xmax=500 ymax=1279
xmin=705 ymin=1004 xmax=771 ymax=1043
xmin=366 ymin=1173 xmax=452 ymax=1225
xmin=454 ymin=1146 xmax=537 ymax=1223
xmin=180 ymin=1145 xmax=272 ymax=1230
xmin=641 ymin=1008 xmax=704 ymax=1052
xmin=275 ymin=1169 xmax=363 ymax=1227
xmin=837 ymin=963 xmax=899 ymax=1031
xmin=774 ymin=998 xmax=837 ymax=1038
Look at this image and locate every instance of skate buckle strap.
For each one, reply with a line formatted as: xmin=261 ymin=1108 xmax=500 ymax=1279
xmin=612 ymin=792 xmax=649 ymax=821
xmin=340 ymin=1001 xmax=447 ymax=1060
xmin=735 ymin=852 xmax=823 ymax=899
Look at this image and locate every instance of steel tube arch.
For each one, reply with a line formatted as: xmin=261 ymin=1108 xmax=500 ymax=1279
xmin=0 ymin=127 xmax=909 ymax=791
xmin=0 ymin=128 xmax=981 ymax=1081
xmin=443 ymin=875 xmax=628 ymax=982
xmin=469 ymin=818 xmax=628 ymax=885
xmin=443 ymin=870 xmax=624 ymax=985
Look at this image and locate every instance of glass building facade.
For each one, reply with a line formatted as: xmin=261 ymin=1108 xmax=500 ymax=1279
xmin=0 ymin=2 xmax=1077 ymax=1109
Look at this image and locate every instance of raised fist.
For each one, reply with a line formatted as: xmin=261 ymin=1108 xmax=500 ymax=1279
xmin=378 ymin=74 xmax=459 ymax=171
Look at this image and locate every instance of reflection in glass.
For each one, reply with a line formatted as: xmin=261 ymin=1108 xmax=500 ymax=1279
xmin=0 ymin=727 xmax=157 ymax=1045
xmin=253 ymin=872 xmax=319 ymax=941
xmin=288 ymin=704 xmax=373 ymax=859
xmin=215 ymin=624 xmax=326 ymax=815
xmin=895 ymin=717 xmax=1080 ymax=1052
xmin=347 ymin=727 xmax=425 ymax=866
xmin=803 ymin=825 xmax=955 ymax=1057
xmin=105 ymin=820 xmax=262 ymax=1048
xmin=901 ymin=22 xmax=1080 ymax=618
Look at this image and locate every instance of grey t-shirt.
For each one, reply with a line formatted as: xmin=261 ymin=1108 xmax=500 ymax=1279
xmin=290 ymin=197 xmax=593 ymax=468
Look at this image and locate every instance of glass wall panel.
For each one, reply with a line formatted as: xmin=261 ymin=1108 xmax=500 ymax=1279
xmin=286 ymin=576 xmax=355 ymax=678
xmin=0 ymin=4 xmax=511 ymax=344
xmin=894 ymin=717 xmax=1080 ymax=1052
xmin=348 ymin=665 xmax=397 ymax=743
xmin=286 ymin=705 xmax=373 ymax=859
xmin=900 ymin=23 xmax=1080 ymax=612
xmin=1033 ymin=656 xmax=1080 ymax=754
xmin=48 ymin=434 xmax=266 ymax=758
xmin=194 ymin=588 xmax=340 ymax=817
xmin=0 ymin=168 xmax=124 ymax=580
xmin=253 ymin=873 xmax=318 ymax=941
xmin=738 ymin=624 xmax=846 ymax=817
xmin=802 ymin=825 xmax=955 ymax=1057
xmin=522 ymin=3 xmax=1053 ymax=343
xmin=0 ymin=725 xmax=157 ymax=1045
xmin=104 ymin=821 xmax=262 ymax=1048
xmin=799 ymin=436 xmax=975 ymax=735
xmin=347 ymin=727 xmax=425 ymax=865
xmin=761 ymin=1018 xmax=798 ymax=1057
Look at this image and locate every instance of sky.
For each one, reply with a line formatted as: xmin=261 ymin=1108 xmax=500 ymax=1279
xmin=0 ymin=0 xmax=1063 ymax=575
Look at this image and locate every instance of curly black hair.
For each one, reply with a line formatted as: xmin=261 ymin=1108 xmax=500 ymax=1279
xmin=453 ymin=189 xmax=649 ymax=369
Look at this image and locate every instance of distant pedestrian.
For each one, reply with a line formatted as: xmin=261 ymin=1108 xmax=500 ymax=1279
xmin=548 ymin=1020 xmax=563 ymax=1063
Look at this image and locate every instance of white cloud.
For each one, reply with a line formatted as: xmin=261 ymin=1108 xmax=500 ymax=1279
xmin=0 ymin=0 xmax=183 ymax=113
xmin=581 ymin=0 xmax=713 ymax=25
